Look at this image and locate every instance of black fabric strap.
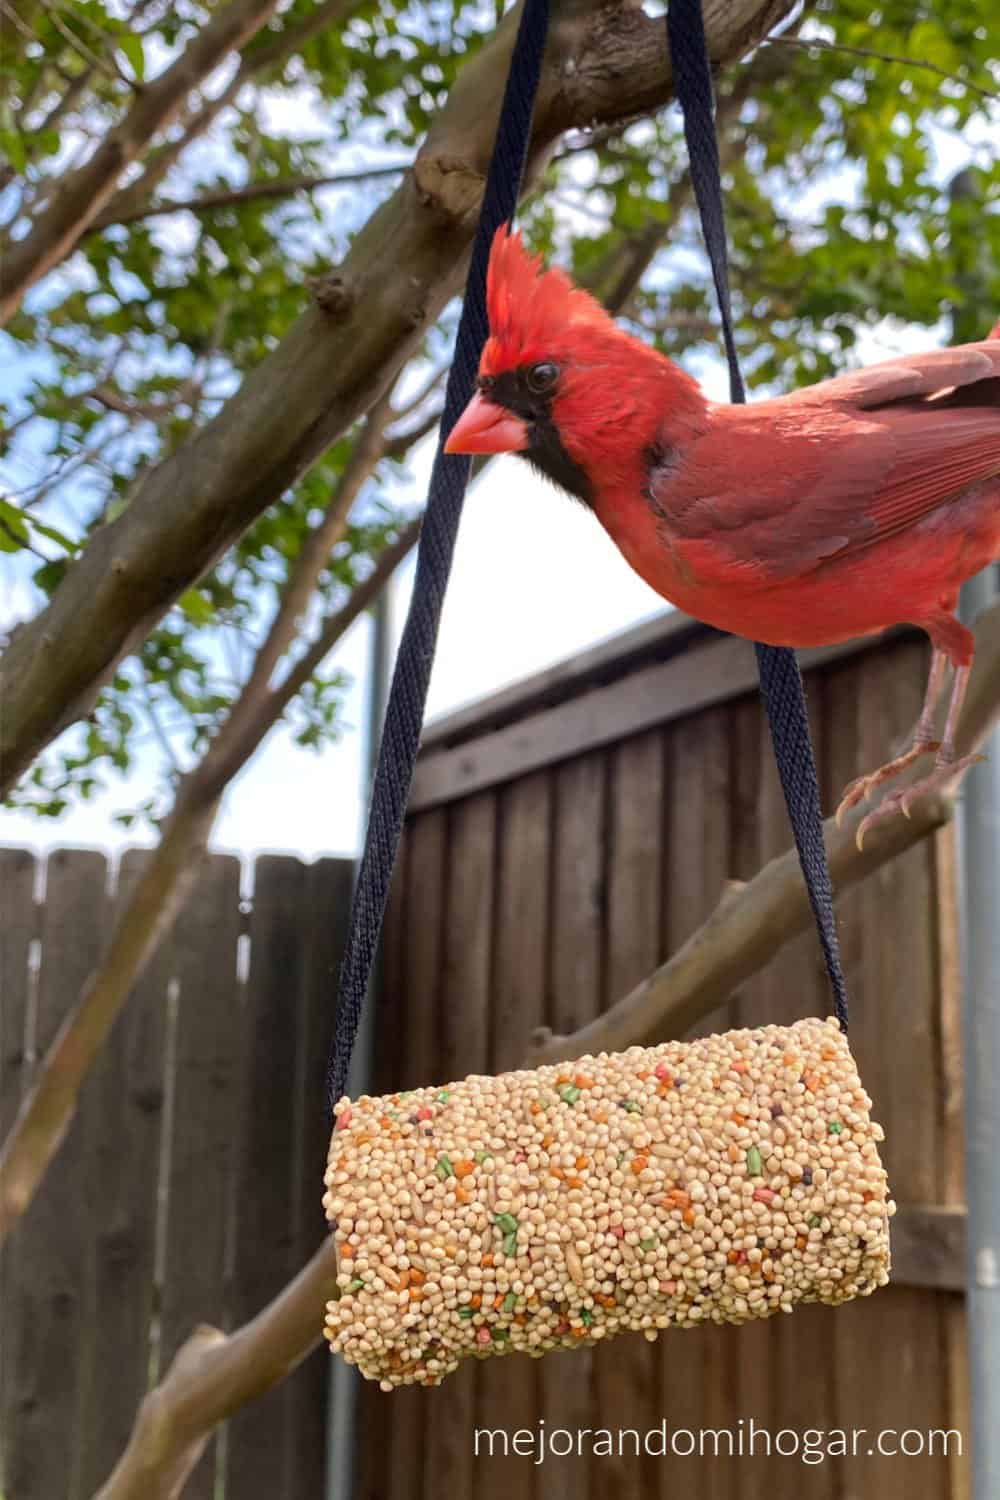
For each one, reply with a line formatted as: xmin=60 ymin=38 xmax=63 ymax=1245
xmin=325 ymin=0 xmax=552 ymax=1111
xmin=667 ymin=0 xmax=849 ymax=1031
xmin=327 ymin=0 xmax=849 ymax=1117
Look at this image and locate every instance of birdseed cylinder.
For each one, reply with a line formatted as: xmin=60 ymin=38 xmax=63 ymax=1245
xmin=323 ymin=1015 xmax=892 ymax=1389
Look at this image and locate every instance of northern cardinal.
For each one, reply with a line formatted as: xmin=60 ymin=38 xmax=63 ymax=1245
xmin=446 ymin=228 xmax=1000 ymax=844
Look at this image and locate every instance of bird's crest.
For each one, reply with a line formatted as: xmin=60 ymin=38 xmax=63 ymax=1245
xmin=482 ymin=224 xmax=618 ymax=374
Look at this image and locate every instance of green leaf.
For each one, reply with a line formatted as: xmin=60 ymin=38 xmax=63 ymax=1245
xmin=178 ymin=589 xmax=215 ymax=626
xmin=0 ymin=497 xmax=29 ymax=551
xmin=118 ymin=32 xmax=146 ymax=81
xmin=27 ymin=516 xmax=79 ymax=553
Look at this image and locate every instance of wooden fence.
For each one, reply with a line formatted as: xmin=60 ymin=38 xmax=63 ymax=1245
xmin=0 ymin=612 xmax=974 ymax=1500
xmin=1 ymin=848 xmax=353 ymax=1500
xmin=357 ymin=612 xmax=970 ymax=1500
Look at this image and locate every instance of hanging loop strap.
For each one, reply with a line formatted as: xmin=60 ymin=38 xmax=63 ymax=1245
xmin=326 ymin=0 xmax=552 ymax=1112
xmin=328 ymin=0 xmax=849 ymax=1117
xmin=667 ymin=0 xmax=849 ymax=1031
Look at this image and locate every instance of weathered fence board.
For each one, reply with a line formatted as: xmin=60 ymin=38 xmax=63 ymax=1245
xmin=159 ymin=854 xmax=243 ymax=1500
xmin=0 ymin=847 xmax=34 ymax=1141
xmin=477 ymin=769 xmax=553 ymax=1500
xmin=425 ymin=793 xmax=496 ymax=1499
xmin=598 ymin=730 xmax=663 ymax=1500
xmin=285 ymin=856 xmax=354 ymax=1499
xmin=0 ymin=846 xmax=36 ymax=1490
xmin=355 ymin=846 xmax=408 ymax=1500
xmin=542 ymin=754 xmax=607 ymax=1500
xmin=74 ymin=850 xmax=170 ymax=1498
xmin=3 ymin=850 xmax=108 ymax=1500
xmin=1 ymin=847 xmax=352 ymax=1500
xmin=228 ymin=854 xmax=308 ymax=1498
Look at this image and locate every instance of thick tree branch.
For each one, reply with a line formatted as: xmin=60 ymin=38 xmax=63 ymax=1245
xmin=0 ymin=0 xmax=282 ymax=323
xmin=0 ymin=0 xmax=795 ymax=797
xmin=93 ymin=1239 xmax=339 ymax=1500
xmin=526 ymin=600 xmax=1000 ymax=1068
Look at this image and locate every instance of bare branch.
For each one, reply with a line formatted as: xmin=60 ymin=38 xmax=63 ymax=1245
xmin=383 ymin=403 xmax=445 ymax=460
xmin=389 ymin=361 xmax=450 ymax=423
xmin=87 ymin=164 xmax=409 ymax=231
xmin=277 ymin=520 xmax=420 ymax=699
xmin=0 ymin=0 xmax=284 ymax=323
xmin=32 ymin=61 xmax=94 ymax=134
xmin=526 ymin=600 xmax=1000 ymax=1068
xmin=0 ymin=0 xmax=796 ymax=795
xmin=764 ymin=34 xmax=999 ymax=103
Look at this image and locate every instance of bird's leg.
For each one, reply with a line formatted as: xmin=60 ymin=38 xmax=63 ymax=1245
xmin=835 ymin=648 xmax=948 ymax=827
xmin=855 ymin=660 xmax=987 ymax=848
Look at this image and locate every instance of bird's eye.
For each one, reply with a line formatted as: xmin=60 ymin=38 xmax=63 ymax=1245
xmin=478 ymin=374 xmax=496 ymax=393
xmin=526 ymin=361 xmax=559 ymax=394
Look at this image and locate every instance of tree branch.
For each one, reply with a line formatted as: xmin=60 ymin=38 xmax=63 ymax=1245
xmin=86 ymin=164 xmax=409 ymax=231
xmin=88 ymin=0 xmax=363 ymax=234
xmin=35 ymin=0 xmax=133 ymax=92
xmin=0 ymin=0 xmax=283 ymax=323
xmin=93 ymin=1239 xmax=339 ymax=1500
xmin=526 ymin=600 xmax=1000 ymax=1068
xmin=764 ymin=34 xmax=999 ymax=103
xmin=0 ymin=0 xmax=795 ymax=796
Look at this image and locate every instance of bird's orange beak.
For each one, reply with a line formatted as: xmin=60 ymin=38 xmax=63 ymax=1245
xmin=444 ymin=392 xmax=529 ymax=455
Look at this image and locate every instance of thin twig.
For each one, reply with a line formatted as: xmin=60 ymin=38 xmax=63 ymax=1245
xmin=0 ymin=0 xmax=38 ymax=46
xmin=87 ymin=163 xmax=409 ymax=230
xmin=36 ymin=0 xmax=133 ymax=91
xmin=383 ymin=403 xmax=445 ymax=460
xmin=138 ymin=672 xmax=182 ymax=774
xmin=765 ymin=34 xmax=999 ymax=102
xmin=389 ymin=361 xmax=450 ymax=424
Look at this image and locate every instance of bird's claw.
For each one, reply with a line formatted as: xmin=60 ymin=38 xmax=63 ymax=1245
xmin=855 ymin=797 xmax=904 ymax=850
xmin=835 ymin=775 xmax=875 ymax=828
xmin=835 ymin=740 xmax=940 ymax=829
xmin=853 ymin=750 xmax=988 ymax=850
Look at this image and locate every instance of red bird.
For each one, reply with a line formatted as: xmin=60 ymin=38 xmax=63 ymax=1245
xmin=446 ymin=227 xmax=1000 ymax=844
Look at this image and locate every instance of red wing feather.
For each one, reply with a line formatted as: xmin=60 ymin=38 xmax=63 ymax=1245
xmin=657 ymin=340 xmax=1000 ymax=579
